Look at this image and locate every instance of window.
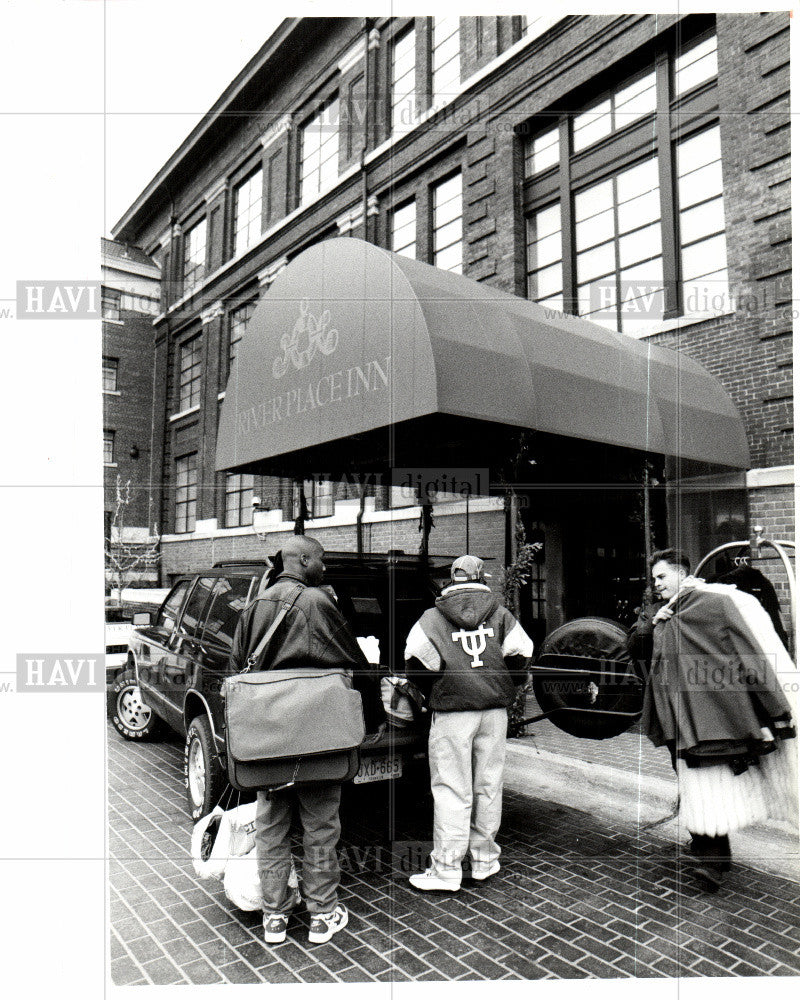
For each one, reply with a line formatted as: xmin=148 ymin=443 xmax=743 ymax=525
xmin=391 ymin=26 xmax=416 ymax=133
xmin=102 ymin=357 xmax=118 ymax=392
xmin=228 ymin=299 xmax=257 ymax=372
xmin=175 ymin=454 xmax=197 ymax=534
xmin=179 ymin=335 xmax=202 ymax=411
xmin=391 ymin=200 xmax=416 ymax=259
xmin=526 ymin=203 xmax=562 ymax=313
xmin=102 ymin=287 xmax=121 ymax=321
xmin=225 ymin=473 xmax=254 ymax=527
xmin=103 ymin=429 xmax=115 ymax=465
xmin=432 ymin=173 xmax=462 ymax=273
xmin=156 ymin=580 xmax=191 ymax=633
xmin=233 ymin=168 xmax=263 ymax=256
xmin=676 ymin=126 xmax=727 ymax=312
xmin=300 ymin=97 xmax=340 ymax=204
xmin=572 ymin=69 xmax=657 ymax=152
xmin=293 ymin=479 xmax=334 ymax=519
xmin=574 ymin=156 xmax=663 ymax=333
xmin=183 ymin=217 xmax=207 ymax=293
xmin=523 ymin=27 xmax=725 ymax=333
xmin=179 ymin=577 xmax=216 ymax=636
xmin=202 ymin=577 xmax=255 ymax=649
xmin=432 ymin=17 xmax=461 ymax=104
xmin=675 ymin=33 xmax=718 ymax=97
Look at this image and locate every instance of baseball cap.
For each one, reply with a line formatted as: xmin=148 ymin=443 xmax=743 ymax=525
xmin=450 ymin=554 xmax=490 ymax=583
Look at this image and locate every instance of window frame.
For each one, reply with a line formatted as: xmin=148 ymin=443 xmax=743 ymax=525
xmin=182 ymin=214 xmax=208 ymax=295
xmin=431 ymin=170 xmax=463 ymax=274
xmin=225 ymin=472 xmax=255 ymax=528
xmin=103 ymin=429 xmax=115 ymax=465
xmin=297 ymin=91 xmax=341 ymax=207
xmin=177 ymin=333 xmax=203 ymax=412
xmin=102 ymin=286 xmax=121 ymax=321
xmin=102 ymin=356 xmax=119 ymax=393
xmin=174 ymin=452 xmax=198 ymax=534
xmin=521 ymin=25 xmax=723 ymax=327
xmin=231 ymin=164 xmax=264 ymax=258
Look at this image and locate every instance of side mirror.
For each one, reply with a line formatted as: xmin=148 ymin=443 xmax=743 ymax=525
xmin=132 ymin=612 xmax=152 ymax=626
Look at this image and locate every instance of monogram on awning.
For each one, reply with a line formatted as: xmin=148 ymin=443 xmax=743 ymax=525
xmin=216 ymin=238 xmax=749 ymax=478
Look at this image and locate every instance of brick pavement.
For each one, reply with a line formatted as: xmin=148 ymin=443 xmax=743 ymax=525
xmin=108 ymin=722 xmax=800 ymax=985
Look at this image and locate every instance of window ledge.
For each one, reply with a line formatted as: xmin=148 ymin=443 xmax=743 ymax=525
xmin=169 ymin=404 xmax=200 ymax=423
xmin=634 ymin=310 xmax=736 ymax=340
xmin=103 ymin=389 xmax=121 ymax=397
xmin=103 ymin=318 xmax=124 ymax=325
xmin=104 ymin=462 xmax=118 ymax=468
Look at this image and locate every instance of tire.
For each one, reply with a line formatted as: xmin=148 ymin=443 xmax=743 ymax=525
xmin=531 ymin=617 xmax=642 ymax=740
xmin=184 ymin=714 xmax=228 ymax=821
xmin=109 ymin=668 xmax=165 ymax=741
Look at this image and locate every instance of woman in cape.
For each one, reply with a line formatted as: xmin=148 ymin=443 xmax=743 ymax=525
xmin=640 ymin=549 xmax=797 ymax=892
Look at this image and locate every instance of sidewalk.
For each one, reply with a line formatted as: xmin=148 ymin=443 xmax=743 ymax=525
xmin=109 ymin=720 xmax=800 ymax=984
xmin=509 ymin=698 xmax=800 ymax=883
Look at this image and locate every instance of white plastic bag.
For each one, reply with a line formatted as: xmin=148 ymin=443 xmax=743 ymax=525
xmin=223 ymin=849 xmax=300 ymax=912
xmin=190 ymin=801 xmax=258 ymax=880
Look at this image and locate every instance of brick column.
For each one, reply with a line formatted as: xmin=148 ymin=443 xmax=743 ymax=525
xmin=197 ymin=300 xmax=224 ymax=523
xmin=261 ymin=116 xmax=291 ymax=230
xmin=204 ymin=178 xmax=227 ymax=273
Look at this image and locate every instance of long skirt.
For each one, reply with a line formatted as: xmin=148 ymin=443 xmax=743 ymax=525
xmin=678 ymin=739 xmax=798 ymax=836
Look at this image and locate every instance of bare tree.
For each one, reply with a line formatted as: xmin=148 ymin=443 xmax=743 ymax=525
xmin=105 ymin=474 xmax=160 ymax=603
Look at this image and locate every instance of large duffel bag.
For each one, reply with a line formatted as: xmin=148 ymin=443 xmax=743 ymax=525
xmin=223 ymin=666 xmax=365 ymax=792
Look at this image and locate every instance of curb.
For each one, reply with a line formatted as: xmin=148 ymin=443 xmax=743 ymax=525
xmin=504 ymin=741 xmax=800 ymax=883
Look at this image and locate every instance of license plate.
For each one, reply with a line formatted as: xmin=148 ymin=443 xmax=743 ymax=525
xmin=353 ymin=755 xmax=403 ymax=784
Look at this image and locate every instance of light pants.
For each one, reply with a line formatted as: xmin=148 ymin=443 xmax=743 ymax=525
xmin=428 ymin=708 xmax=507 ymax=882
xmin=255 ymin=784 xmax=341 ymax=915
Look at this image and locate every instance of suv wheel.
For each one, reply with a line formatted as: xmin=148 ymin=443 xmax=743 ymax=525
xmin=109 ymin=668 xmax=164 ymax=741
xmin=184 ymin=715 xmax=227 ymax=821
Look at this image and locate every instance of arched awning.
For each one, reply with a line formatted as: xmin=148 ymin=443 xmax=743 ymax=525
xmin=216 ymin=238 xmax=749 ymax=477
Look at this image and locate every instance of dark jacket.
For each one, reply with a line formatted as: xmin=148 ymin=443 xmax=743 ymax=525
xmin=404 ymin=583 xmax=532 ymax=712
xmin=229 ymin=573 xmax=368 ymax=674
xmin=641 ymin=583 xmax=794 ymax=766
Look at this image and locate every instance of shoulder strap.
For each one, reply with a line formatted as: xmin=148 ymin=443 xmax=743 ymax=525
xmin=244 ymin=585 xmax=304 ymax=673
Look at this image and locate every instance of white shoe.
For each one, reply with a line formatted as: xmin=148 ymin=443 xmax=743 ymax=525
xmin=308 ymin=904 xmax=348 ymax=944
xmin=409 ymin=868 xmax=461 ymax=892
xmin=470 ymin=859 xmax=500 ymax=881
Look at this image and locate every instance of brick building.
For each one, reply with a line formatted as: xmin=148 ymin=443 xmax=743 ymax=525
xmin=102 ymin=238 xmax=160 ymax=588
xmin=110 ymin=14 xmax=792 ymax=637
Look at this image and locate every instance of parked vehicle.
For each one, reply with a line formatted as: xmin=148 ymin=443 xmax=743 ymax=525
xmin=115 ymin=554 xmax=453 ymax=819
xmin=105 ymin=598 xmax=164 ymax=678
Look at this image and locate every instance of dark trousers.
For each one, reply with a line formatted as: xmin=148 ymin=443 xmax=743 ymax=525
xmin=255 ymin=784 xmax=341 ymax=915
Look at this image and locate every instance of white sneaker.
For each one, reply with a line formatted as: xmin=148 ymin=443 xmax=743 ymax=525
xmin=409 ymin=868 xmax=461 ymax=892
xmin=308 ymin=904 xmax=349 ymax=944
xmin=470 ymin=859 xmax=500 ymax=881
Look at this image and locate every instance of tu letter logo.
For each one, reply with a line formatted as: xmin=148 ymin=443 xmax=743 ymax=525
xmin=452 ymin=624 xmax=495 ymax=667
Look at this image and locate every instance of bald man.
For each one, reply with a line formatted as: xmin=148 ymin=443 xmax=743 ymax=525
xmin=230 ymin=536 xmax=368 ymax=946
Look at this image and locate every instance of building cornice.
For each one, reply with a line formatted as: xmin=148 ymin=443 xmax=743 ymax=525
xmin=200 ymin=301 xmax=225 ymax=325
xmin=338 ymin=39 xmax=364 ymax=75
xmin=261 ymin=115 xmax=292 ymax=151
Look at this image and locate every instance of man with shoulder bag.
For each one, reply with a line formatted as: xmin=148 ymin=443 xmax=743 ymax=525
xmin=229 ymin=535 xmax=369 ymax=945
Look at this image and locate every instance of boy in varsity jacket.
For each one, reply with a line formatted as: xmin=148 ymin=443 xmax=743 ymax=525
xmin=404 ymin=555 xmax=533 ymax=891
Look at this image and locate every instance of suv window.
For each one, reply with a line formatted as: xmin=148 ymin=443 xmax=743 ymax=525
xmin=156 ymin=581 xmax=191 ymax=633
xmin=179 ymin=577 xmax=217 ymax=636
xmin=202 ymin=577 xmax=255 ymax=649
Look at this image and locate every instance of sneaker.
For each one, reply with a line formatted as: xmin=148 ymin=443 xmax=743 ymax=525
xmin=262 ymin=886 xmax=301 ymax=944
xmin=308 ymin=904 xmax=349 ymax=944
xmin=469 ymin=859 xmax=500 ymax=881
xmin=263 ymin=912 xmax=289 ymax=944
xmin=409 ymin=868 xmax=461 ymax=892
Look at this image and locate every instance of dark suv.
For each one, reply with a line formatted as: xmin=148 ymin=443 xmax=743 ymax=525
xmin=110 ymin=553 xmax=453 ymax=819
